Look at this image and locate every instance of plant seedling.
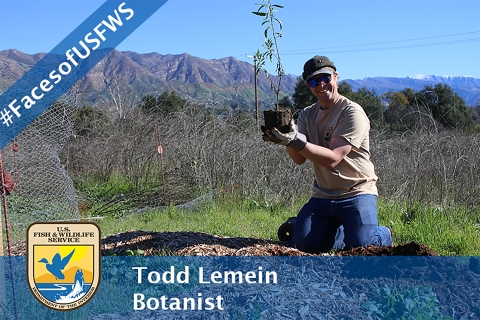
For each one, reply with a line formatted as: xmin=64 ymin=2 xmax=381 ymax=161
xmin=252 ymin=0 xmax=292 ymax=133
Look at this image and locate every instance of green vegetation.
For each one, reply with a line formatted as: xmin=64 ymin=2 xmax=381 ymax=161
xmin=96 ymin=193 xmax=301 ymax=242
xmin=86 ymin=192 xmax=480 ymax=256
xmin=3 ymin=85 xmax=479 ymax=320
xmin=378 ymin=200 xmax=480 ymax=255
xmin=292 ymin=79 xmax=478 ymax=132
xmin=57 ymin=87 xmax=480 ymax=256
xmin=140 ymin=91 xmax=189 ymax=116
xmin=363 ymin=284 xmax=451 ymax=319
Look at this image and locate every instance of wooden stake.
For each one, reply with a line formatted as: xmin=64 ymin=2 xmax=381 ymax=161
xmin=0 ymin=153 xmax=12 ymax=256
xmin=157 ymin=121 xmax=167 ymax=205
xmin=0 ymin=152 xmax=18 ymax=319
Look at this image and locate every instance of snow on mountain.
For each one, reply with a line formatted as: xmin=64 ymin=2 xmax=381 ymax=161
xmin=409 ymin=74 xmax=430 ymax=80
xmin=344 ymin=75 xmax=480 ymax=106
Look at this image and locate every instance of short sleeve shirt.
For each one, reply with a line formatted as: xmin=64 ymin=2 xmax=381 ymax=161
xmin=296 ymin=95 xmax=378 ymax=199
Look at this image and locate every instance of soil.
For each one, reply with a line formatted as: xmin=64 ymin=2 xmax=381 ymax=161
xmin=337 ymin=241 xmax=439 ymax=256
xmin=263 ymin=107 xmax=292 ymax=133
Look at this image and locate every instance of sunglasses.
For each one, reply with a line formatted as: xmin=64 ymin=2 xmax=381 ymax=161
xmin=307 ymin=75 xmax=332 ymax=88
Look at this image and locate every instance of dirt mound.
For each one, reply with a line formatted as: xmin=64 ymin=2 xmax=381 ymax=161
xmin=338 ymin=241 xmax=439 ymax=256
xmin=98 ymin=230 xmax=440 ymax=256
xmin=99 ymin=230 xmax=317 ymax=256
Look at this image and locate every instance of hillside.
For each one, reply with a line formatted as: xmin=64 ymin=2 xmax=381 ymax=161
xmin=1 ymin=49 xmax=479 ymax=108
xmin=0 ymin=49 xmax=296 ymax=109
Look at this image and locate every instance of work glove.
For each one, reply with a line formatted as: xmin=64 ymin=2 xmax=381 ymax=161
xmin=261 ymin=120 xmax=307 ymax=152
xmin=261 ymin=125 xmax=283 ymax=144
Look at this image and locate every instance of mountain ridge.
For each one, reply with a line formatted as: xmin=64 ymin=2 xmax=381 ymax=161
xmin=0 ymin=49 xmax=479 ymax=107
xmin=344 ymin=74 xmax=480 ymax=106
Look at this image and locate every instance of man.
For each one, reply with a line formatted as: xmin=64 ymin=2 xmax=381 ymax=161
xmin=262 ymin=55 xmax=392 ymax=253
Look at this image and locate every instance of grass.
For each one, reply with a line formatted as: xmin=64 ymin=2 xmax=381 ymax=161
xmin=93 ymin=192 xmax=480 ymax=256
xmin=379 ymin=201 xmax=480 ymax=255
xmin=96 ymin=193 xmax=301 ymax=242
xmin=6 ymin=182 xmax=477 ymax=256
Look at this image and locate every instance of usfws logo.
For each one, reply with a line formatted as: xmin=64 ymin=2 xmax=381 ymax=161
xmin=27 ymin=222 xmax=101 ymax=311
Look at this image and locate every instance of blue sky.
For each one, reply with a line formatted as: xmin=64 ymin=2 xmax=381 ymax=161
xmin=0 ymin=0 xmax=479 ymax=80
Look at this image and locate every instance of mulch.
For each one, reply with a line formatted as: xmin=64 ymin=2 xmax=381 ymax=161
xmin=6 ymin=229 xmax=440 ymax=257
xmin=94 ymin=229 xmax=441 ymax=257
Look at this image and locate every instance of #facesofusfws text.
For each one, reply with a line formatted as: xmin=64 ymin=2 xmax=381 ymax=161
xmin=3 ymin=2 xmax=133 ymax=124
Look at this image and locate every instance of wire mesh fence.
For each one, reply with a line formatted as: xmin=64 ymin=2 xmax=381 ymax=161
xmin=1 ymin=77 xmax=80 ymax=246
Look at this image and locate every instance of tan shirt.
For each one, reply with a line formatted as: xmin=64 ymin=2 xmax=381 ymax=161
xmin=297 ymin=95 xmax=378 ymax=199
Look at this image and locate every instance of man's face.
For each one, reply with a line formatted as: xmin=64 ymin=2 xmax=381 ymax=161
xmin=307 ymin=73 xmax=338 ymax=104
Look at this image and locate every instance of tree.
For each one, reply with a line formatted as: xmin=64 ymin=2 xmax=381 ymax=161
xmin=139 ymin=94 xmax=158 ymax=115
xmin=339 ymin=82 xmax=383 ymax=128
xmin=139 ymin=91 xmax=188 ymax=116
xmin=352 ymin=87 xmax=384 ymax=127
xmin=401 ymin=87 xmax=416 ymax=103
xmin=415 ymin=84 xmax=472 ymax=128
xmin=278 ymin=95 xmax=292 ymax=108
xmin=157 ymin=91 xmax=187 ymax=115
xmin=74 ymin=105 xmax=112 ymax=137
xmin=292 ymin=77 xmax=316 ymax=117
xmin=383 ymin=91 xmax=414 ymax=131
xmin=338 ymin=81 xmax=353 ymax=96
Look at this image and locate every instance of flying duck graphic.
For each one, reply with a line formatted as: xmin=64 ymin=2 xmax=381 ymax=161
xmin=38 ymin=249 xmax=76 ymax=280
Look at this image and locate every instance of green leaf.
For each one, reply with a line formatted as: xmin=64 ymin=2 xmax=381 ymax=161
xmin=252 ymin=11 xmax=267 ymax=16
xmin=274 ymin=17 xmax=283 ymax=29
xmin=272 ymin=4 xmax=284 ymax=8
xmin=264 ymin=26 xmax=271 ymax=38
xmin=405 ymin=298 xmax=414 ymax=311
xmin=255 ymin=4 xmax=266 ymax=11
xmin=383 ymin=284 xmax=392 ymax=295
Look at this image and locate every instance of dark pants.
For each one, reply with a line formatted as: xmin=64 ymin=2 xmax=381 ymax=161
xmin=290 ymin=194 xmax=392 ymax=253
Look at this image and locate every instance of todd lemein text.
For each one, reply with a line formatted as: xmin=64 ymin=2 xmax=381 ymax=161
xmin=132 ymin=265 xmax=278 ymax=311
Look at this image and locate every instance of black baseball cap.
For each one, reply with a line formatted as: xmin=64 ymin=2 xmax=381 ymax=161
xmin=302 ymin=55 xmax=336 ymax=81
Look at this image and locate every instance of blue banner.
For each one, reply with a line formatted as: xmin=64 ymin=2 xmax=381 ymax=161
xmin=0 ymin=0 xmax=169 ymax=150
xmin=2 ymin=256 xmax=480 ymax=319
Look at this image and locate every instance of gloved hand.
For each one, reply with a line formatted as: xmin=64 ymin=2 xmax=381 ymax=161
xmin=261 ymin=120 xmax=307 ymax=151
xmin=261 ymin=125 xmax=284 ymax=144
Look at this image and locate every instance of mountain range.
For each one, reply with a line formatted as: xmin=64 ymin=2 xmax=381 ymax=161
xmin=344 ymin=75 xmax=480 ymax=106
xmin=1 ymin=49 xmax=479 ymax=108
